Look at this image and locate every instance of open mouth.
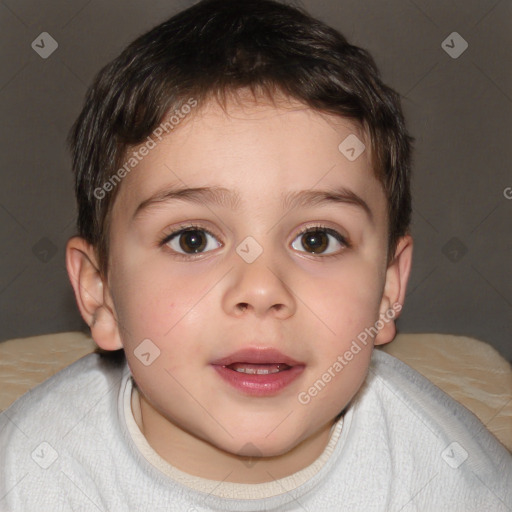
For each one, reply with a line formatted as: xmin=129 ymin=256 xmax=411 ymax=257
xmin=211 ymin=348 xmax=304 ymax=395
xmin=226 ymin=363 xmax=291 ymax=375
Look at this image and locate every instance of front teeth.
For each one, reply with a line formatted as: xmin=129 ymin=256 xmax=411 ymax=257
xmin=234 ymin=367 xmax=279 ymax=375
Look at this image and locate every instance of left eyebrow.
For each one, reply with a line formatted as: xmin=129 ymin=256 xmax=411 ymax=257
xmin=281 ymin=187 xmax=373 ymax=222
xmin=132 ymin=184 xmax=373 ymax=223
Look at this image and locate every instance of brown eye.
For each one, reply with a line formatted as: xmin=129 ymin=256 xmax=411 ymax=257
xmin=179 ymin=229 xmax=207 ymax=253
xmin=165 ymin=228 xmax=221 ymax=255
xmin=291 ymin=227 xmax=347 ymax=255
xmin=301 ymin=230 xmax=328 ymax=253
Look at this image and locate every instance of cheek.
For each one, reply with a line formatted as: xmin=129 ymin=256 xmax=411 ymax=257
xmin=109 ymin=260 xmax=189 ymax=341
xmin=305 ymin=257 xmax=383 ymax=341
xmin=110 ymin=259 xmax=220 ymax=363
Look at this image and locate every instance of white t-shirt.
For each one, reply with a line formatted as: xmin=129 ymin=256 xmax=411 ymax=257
xmin=1 ymin=348 xmax=511 ymax=511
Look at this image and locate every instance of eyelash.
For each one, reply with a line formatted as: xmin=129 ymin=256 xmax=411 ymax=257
xmin=296 ymin=225 xmax=350 ymax=258
xmin=159 ymin=224 xmax=219 ymax=261
xmin=159 ymin=223 xmax=350 ymax=260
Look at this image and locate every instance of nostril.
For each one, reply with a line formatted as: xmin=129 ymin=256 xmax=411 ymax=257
xmin=237 ymin=303 xmax=249 ymax=311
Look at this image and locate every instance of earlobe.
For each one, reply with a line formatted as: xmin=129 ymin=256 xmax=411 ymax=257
xmin=65 ymin=236 xmax=123 ymax=351
xmin=374 ymin=235 xmax=414 ymax=346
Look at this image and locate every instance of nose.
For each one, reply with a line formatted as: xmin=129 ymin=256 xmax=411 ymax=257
xmin=222 ymin=249 xmax=297 ymax=319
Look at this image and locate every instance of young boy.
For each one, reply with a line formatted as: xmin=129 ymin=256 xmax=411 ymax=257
xmin=1 ymin=0 xmax=511 ymax=510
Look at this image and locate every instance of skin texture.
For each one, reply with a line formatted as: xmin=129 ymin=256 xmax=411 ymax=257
xmin=66 ymin=93 xmax=413 ymax=483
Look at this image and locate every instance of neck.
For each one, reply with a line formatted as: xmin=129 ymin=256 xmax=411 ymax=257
xmin=136 ymin=391 xmax=337 ymax=484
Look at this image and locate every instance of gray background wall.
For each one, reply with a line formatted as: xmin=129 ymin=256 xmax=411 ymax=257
xmin=0 ymin=0 xmax=511 ymax=360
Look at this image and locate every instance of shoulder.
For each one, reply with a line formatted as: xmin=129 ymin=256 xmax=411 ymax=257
xmin=0 ymin=353 xmax=129 ymax=465
xmin=366 ymin=349 xmax=509 ymax=453
xmin=1 ymin=351 xmax=129 ymax=437
xmin=1 ymin=352 xmax=128 ymax=430
xmin=352 ymin=349 xmax=512 ymax=508
xmin=0 ymin=352 xmax=130 ymax=508
xmin=367 ymin=349 xmax=499 ymax=438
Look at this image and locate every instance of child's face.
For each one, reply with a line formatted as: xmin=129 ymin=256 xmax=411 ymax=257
xmin=86 ymin=95 xmax=410 ymax=470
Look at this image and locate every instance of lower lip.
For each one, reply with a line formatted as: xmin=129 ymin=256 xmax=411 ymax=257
xmin=212 ymin=364 xmax=305 ymax=396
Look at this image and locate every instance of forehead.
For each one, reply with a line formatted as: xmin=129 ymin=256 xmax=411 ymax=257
xmin=111 ymin=95 xmax=386 ymax=225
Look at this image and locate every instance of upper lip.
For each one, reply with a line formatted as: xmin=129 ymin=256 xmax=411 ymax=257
xmin=211 ymin=348 xmax=304 ymax=367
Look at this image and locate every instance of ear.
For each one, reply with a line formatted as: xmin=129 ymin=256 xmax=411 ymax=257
xmin=65 ymin=236 xmax=123 ymax=351
xmin=374 ymin=235 xmax=413 ymax=346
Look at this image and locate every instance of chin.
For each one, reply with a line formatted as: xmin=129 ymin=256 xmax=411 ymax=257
xmin=212 ymin=429 xmax=306 ymax=460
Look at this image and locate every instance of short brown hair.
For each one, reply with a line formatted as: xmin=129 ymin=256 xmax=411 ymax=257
xmin=69 ymin=0 xmax=413 ymax=276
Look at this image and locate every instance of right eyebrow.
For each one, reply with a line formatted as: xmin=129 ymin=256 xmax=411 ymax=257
xmin=132 ymin=185 xmax=241 ymax=222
